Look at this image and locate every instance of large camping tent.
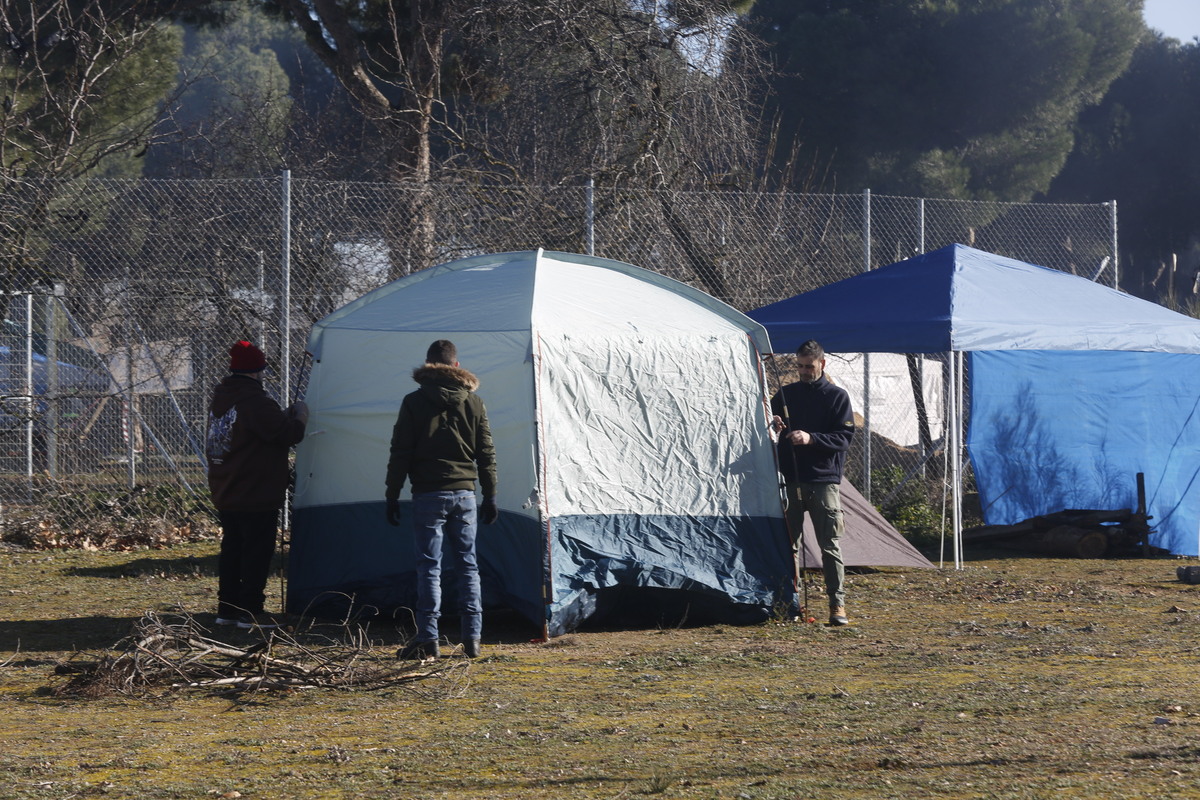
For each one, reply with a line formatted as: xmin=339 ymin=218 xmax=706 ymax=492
xmin=749 ymin=244 xmax=1200 ymax=559
xmin=288 ymin=249 xmax=797 ymax=637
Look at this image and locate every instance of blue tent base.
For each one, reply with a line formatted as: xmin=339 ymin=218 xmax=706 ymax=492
xmin=288 ymin=579 xmax=792 ymax=637
xmin=285 ymin=573 xmax=536 ymax=629
xmin=285 ymin=578 xmax=540 ymax=633
xmin=544 ymin=580 xmax=795 ymax=636
xmin=287 ymin=502 xmax=545 ymax=629
xmin=580 ymin=585 xmax=793 ymax=630
xmin=289 ymin=502 xmax=798 ymax=636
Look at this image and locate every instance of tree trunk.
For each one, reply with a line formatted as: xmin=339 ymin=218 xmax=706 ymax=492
xmin=906 ymin=353 xmax=933 ymax=455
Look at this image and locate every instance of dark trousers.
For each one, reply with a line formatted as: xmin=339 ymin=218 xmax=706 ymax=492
xmin=785 ymin=482 xmax=846 ymax=610
xmin=217 ymin=509 xmax=280 ymax=618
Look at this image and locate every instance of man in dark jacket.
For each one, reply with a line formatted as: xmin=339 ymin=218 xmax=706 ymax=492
xmin=386 ymin=340 xmax=498 ymax=660
xmin=207 ymin=340 xmax=308 ymax=629
xmin=771 ymin=340 xmax=855 ymax=627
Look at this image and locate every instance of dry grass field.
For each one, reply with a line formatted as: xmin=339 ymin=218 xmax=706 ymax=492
xmin=4 ymin=541 xmax=1200 ymax=799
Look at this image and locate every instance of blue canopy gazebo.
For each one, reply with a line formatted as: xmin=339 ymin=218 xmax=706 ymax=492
xmin=749 ymin=244 xmax=1200 ymax=561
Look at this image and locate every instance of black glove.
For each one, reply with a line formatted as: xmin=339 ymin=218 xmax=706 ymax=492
xmin=480 ymin=499 xmax=499 ymax=525
xmin=385 ymin=498 xmax=401 ymax=527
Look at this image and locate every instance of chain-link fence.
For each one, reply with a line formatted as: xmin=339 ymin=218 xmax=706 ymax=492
xmin=0 ymin=176 xmax=1117 ymax=547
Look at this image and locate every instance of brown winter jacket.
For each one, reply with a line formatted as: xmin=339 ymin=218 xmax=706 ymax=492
xmin=206 ymin=374 xmax=307 ymax=512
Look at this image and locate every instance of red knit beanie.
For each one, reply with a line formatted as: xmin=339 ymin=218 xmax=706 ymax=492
xmin=229 ymin=340 xmax=267 ymax=373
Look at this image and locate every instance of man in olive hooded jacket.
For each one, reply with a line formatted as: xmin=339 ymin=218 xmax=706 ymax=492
xmin=385 ymin=340 xmax=498 ymax=659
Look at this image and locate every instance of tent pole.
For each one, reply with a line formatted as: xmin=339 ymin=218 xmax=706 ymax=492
xmin=862 ymin=189 xmax=872 ymax=500
xmin=947 ymin=350 xmax=954 ymax=568
xmin=939 ymin=352 xmax=953 ymax=569
xmin=45 ymin=287 xmax=59 ymax=479
xmin=954 ymin=352 xmax=964 ymax=568
xmin=863 ymin=353 xmax=871 ymax=502
xmin=947 ymin=350 xmax=962 ymax=569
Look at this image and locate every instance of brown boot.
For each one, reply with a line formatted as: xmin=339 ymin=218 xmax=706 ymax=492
xmin=829 ymin=607 xmax=850 ymax=626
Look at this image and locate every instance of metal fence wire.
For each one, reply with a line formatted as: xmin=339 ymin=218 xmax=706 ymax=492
xmin=0 ymin=176 xmax=1117 ymax=548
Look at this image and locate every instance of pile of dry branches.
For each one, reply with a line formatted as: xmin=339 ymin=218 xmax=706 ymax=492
xmin=52 ymin=611 xmax=468 ymax=699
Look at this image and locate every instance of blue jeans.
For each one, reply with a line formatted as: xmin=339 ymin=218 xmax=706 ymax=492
xmin=785 ymin=482 xmax=846 ymax=610
xmin=412 ymin=490 xmax=482 ymax=643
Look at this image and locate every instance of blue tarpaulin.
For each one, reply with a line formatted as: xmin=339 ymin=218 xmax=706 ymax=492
xmin=969 ymin=350 xmax=1200 ymax=556
xmin=749 ymin=244 xmax=1200 ymax=555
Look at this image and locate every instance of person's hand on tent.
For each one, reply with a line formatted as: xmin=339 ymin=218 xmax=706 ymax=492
xmin=288 ymin=400 xmax=309 ymax=425
xmin=386 ymin=498 xmax=401 ymax=526
xmin=480 ymin=498 xmax=499 ymax=525
xmin=770 ymin=414 xmax=785 ymax=443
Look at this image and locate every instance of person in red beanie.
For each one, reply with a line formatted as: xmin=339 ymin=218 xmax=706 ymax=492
xmin=206 ymin=340 xmax=309 ymax=629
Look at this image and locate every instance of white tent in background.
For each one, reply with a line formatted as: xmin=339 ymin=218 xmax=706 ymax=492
xmin=831 ymin=352 xmax=944 ymax=449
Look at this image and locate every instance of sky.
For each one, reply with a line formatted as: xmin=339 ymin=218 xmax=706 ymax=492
xmin=1142 ymin=0 xmax=1200 ymax=42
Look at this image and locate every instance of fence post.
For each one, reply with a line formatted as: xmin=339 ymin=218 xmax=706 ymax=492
xmin=22 ymin=293 xmax=33 ymax=488
xmin=862 ymin=189 xmax=872 ymax=502
xmin=123 ymin=267 xmax=136 ymax=488
xmin=585 ymin=178 xmax=595 ymax=256
xmin=280 ymin=170 xmax=293 ymax=538
xmin=1110 ymin=200 xmax=1119 ymax=290
xmin=256 ymin=250 xmax=266 ymax=347
xmin=918 ymin=198 xmax=926 ymax=253
xmin=44 ymin=285 xmax=62 ymax=479
xmin=281 ymin=170 xmax=292 ymax=406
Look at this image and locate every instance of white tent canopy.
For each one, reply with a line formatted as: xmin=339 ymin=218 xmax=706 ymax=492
xmin=289 ymin=249 xmax=796 ymax=635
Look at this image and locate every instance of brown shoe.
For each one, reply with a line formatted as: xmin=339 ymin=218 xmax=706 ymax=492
xmin=829 ymin=607 xmax=850 ymax=626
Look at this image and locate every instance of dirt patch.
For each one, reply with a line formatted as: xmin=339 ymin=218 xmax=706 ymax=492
xmin=2 ymin=542 xmax=1199 ymax=798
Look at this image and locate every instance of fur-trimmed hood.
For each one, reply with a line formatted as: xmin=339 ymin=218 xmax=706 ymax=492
xmin=412 ymin=362 xmax=479 ymax=410
xmin=413 ymin=362 xmax=479 ymax=391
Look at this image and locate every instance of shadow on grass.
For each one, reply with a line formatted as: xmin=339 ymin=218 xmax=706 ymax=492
xmin=63 ymin=553 xmax=219 ymax=579
xmin=0 ymin=615 xmax=145 ymax=653
xmin=0 ymin=612 xmax=332 ymax=655
xmin=1 ymin=613 xmax=412 ymax=657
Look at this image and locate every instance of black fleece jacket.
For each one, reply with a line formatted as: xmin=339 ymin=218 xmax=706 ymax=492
xmin=770 ymin=374 xmax=855 ymax=484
